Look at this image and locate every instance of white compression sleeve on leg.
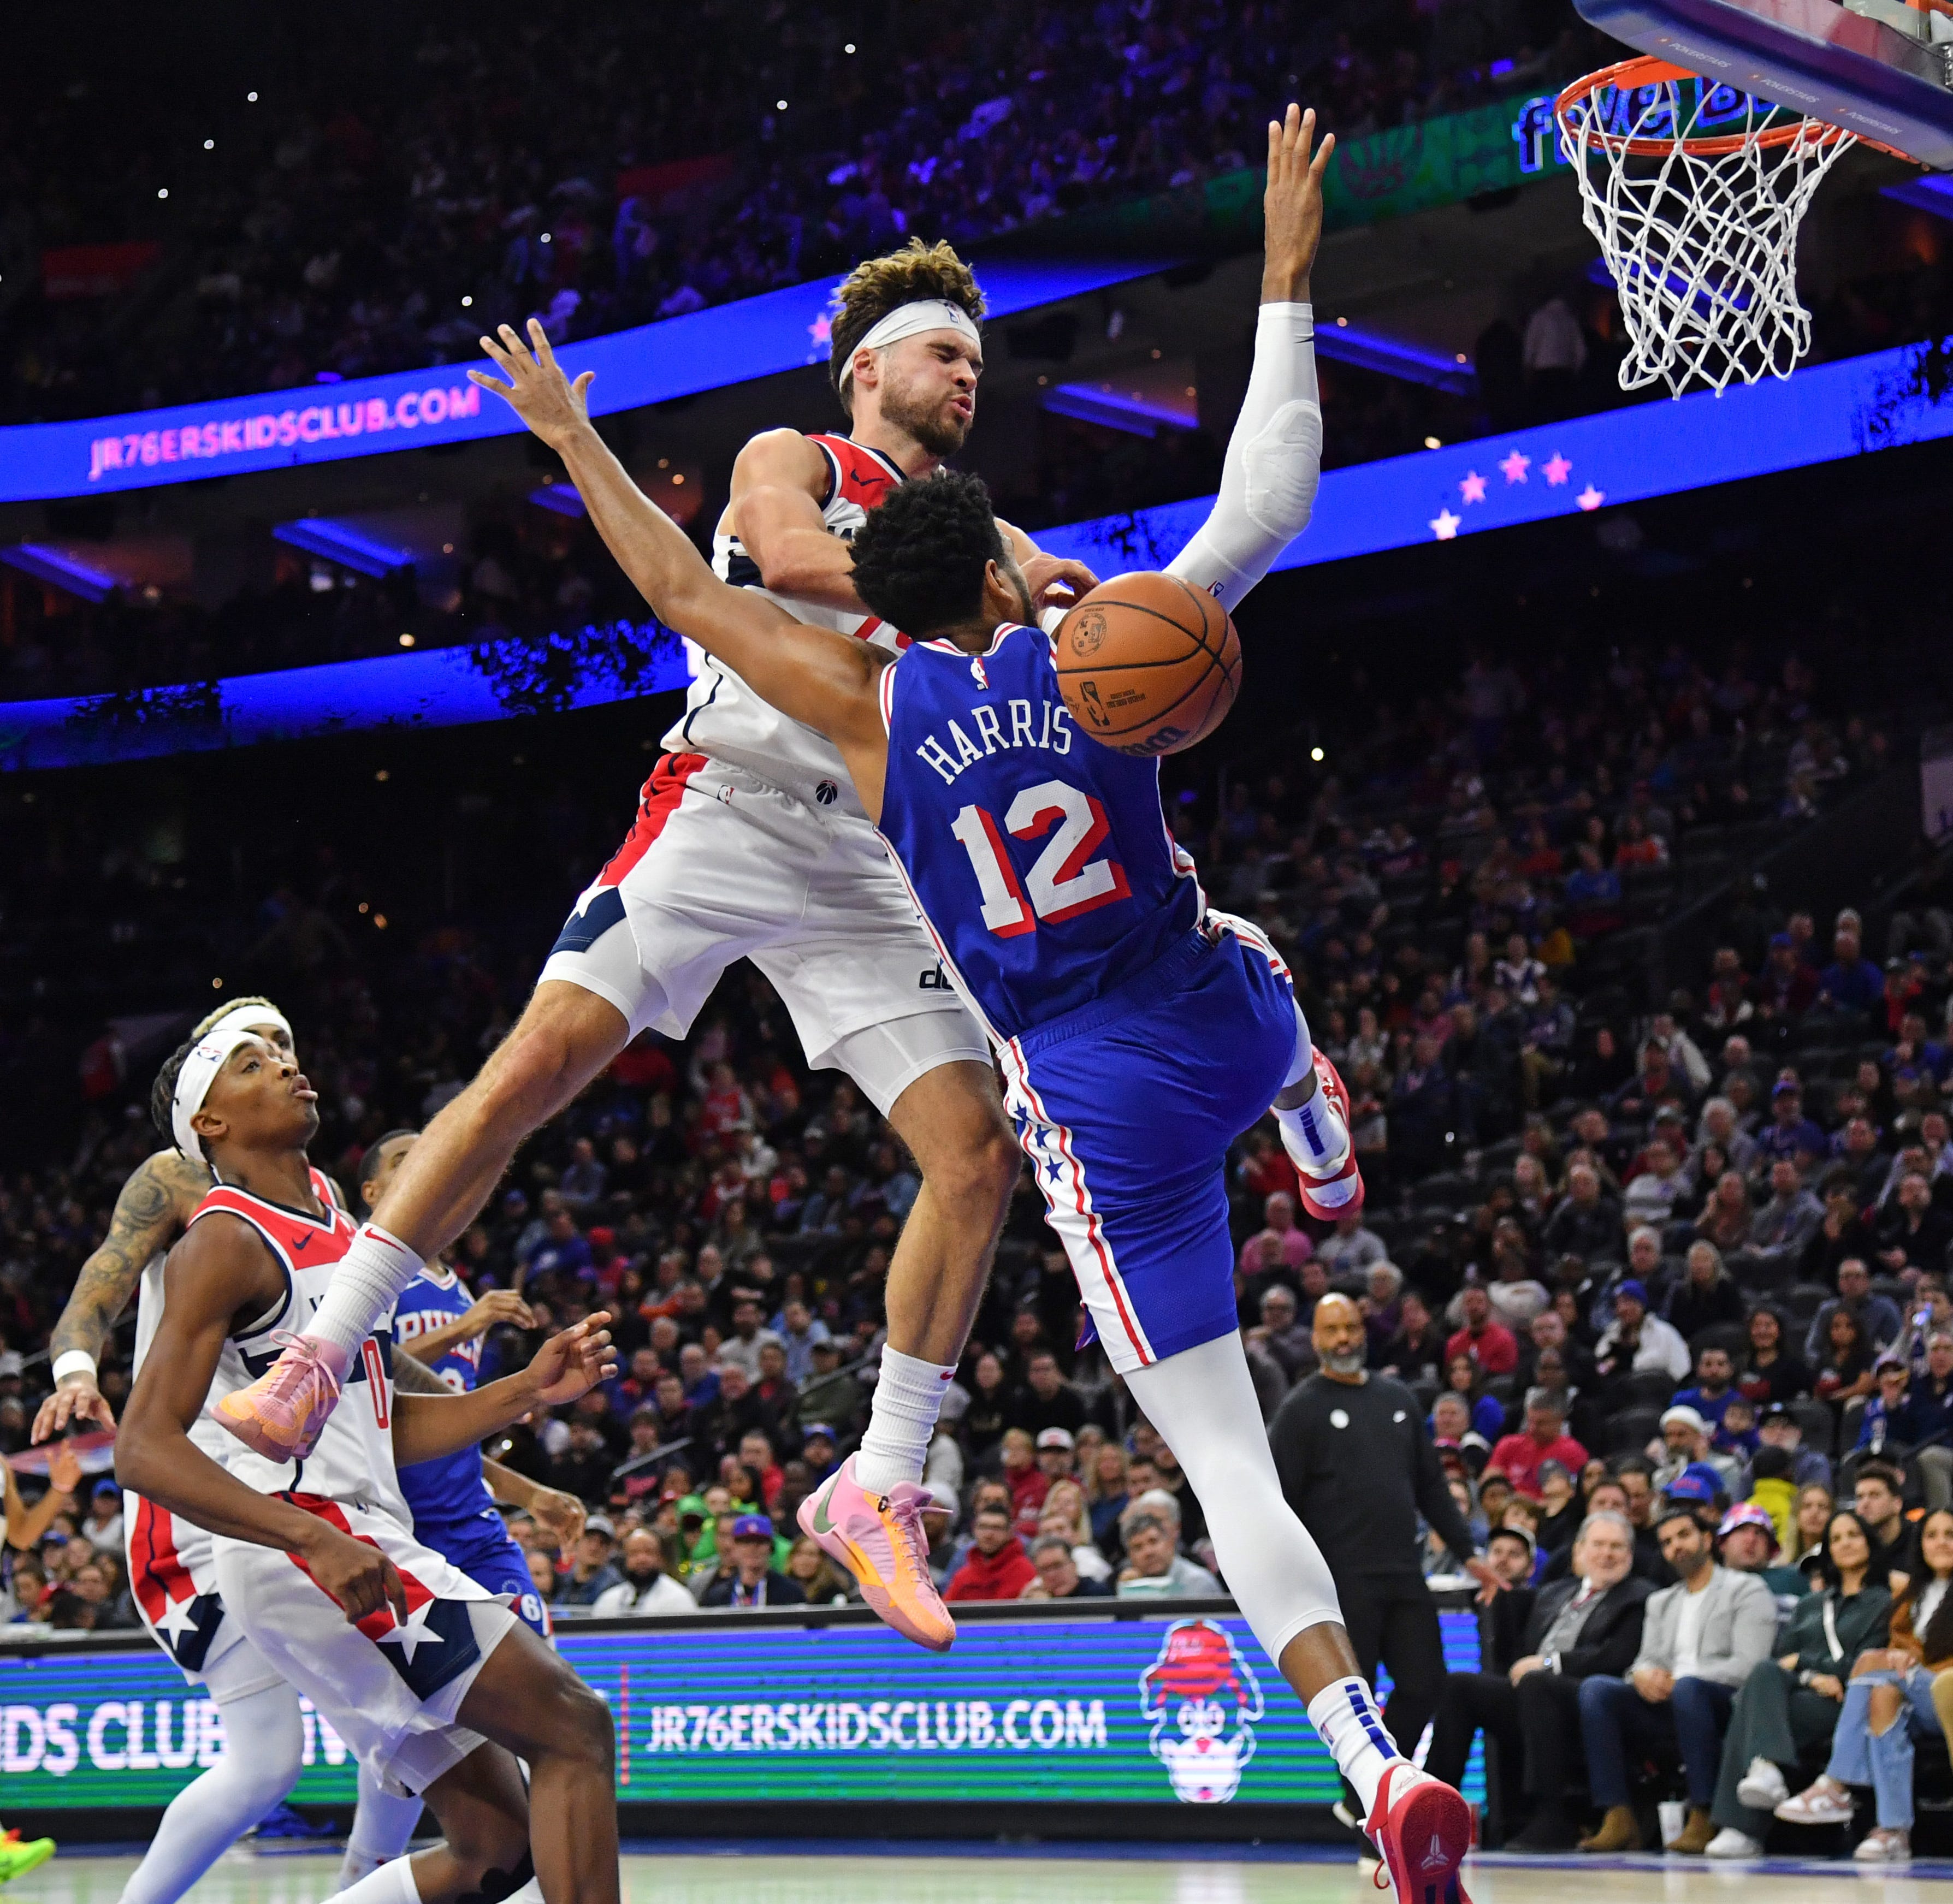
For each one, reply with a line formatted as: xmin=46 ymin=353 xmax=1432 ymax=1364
xmin=338 ymin=1760 xmax=424 ymax=1890
xmin=119 ymin=1681 xmax=305 ymax=1904
xmin=303 ymin=1222 xmax=425 ymax=1361
xmin=1164 ymin=302 xmax=1321 ymax=614
xmin=328 ymin=1854 xmax=421 ymax=1904
xmin=1283 ymin=999 xmax=1315 ymax=1089
xmin=1123 ymin=1332 xmax=1343 ymax=1663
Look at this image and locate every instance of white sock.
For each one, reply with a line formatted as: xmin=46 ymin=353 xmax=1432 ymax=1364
xmin=1307 ymin=1676 xmax=1403 ymax=1816
xmin=338 ymin=1761 xmax=424 ymax=1890
xmin=119 ymin=1682 xmax=304 ymax=1904
xmin=330 ymin=1851 xmax=421 ymax=1904
xmin=853 ymin=1347 xmax=956 ymax=1493
xmin=1276 ymin=1091 xmax=1350 ymax=1174
xmin=303 ymin=1223 xmax=425 ymax=1361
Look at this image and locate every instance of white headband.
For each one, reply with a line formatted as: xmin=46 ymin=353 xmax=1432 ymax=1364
xmin=200 ymin=1001 xmax=294 ymax=1048
xmin=173 ymin=1024 xmax=275 ymax=1165
xmin=837 ymin=299 xmax=981 ymax=390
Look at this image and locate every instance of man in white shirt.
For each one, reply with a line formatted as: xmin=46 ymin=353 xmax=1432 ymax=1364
xmin=590 ymin=1528 xmax=696 ymax=1617
xmin=1575 ymin=1508 xmax=1775 ymax=1854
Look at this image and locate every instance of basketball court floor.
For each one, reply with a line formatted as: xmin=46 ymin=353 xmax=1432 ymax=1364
xmin=12 ymin=1842 xmax=1953 ymax=1904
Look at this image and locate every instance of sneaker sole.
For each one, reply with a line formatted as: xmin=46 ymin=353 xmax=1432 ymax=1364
xmin=211 ymin=1402 xmax=318 ymax=1463
xmin=1298 ymin=1153 xmax=1365 ymax=1221
xmin=1736 ymin=1784 xmax=1788 ymax=1811
xmin=1380 ymin=1780 xmax=1472 ymax=1904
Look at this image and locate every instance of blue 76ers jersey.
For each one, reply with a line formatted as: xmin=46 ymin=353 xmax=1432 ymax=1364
xmin=875 ymin=623 xmax=1203 ymax=1046
xmin=393 ymin=1265 xmax=496 ymax=1537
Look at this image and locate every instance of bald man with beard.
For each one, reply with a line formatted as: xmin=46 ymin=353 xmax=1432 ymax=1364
xmin=1270 ymin=1294 xmax=1500 ymax=1818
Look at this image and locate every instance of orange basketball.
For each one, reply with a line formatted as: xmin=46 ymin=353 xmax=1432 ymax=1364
xmin=1053 ymin=571 xmax=1240 ymax=757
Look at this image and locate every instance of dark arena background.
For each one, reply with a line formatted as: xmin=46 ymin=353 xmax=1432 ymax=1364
xmin=7 ymin=5 xmax=1953 ymax=1903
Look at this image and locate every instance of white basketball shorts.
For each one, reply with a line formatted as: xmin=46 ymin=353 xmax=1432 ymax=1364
xmin=127 ymin=1492 xmax=284 ymax=1703
xmin=540 ymin=752 xmax=989 ymax=1114
xmin=214 ymin=1495 xmax=517 ymax=1796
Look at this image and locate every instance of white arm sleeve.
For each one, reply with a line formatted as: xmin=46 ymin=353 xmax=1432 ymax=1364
xmin=1164 ymin=300 xmax=1321 ymax=613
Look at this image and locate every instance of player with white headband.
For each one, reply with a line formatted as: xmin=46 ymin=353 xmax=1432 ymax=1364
xmin=222 ymin=112 xmax=1342 ymax=1659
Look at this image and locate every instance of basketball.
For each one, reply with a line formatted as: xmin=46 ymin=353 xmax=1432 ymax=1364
xmin=1053 ymin=572 xmax=1241 ymax=757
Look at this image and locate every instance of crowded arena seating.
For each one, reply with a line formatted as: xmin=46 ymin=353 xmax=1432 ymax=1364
xmin=0 ymin=0 xmax=1589 ymax=428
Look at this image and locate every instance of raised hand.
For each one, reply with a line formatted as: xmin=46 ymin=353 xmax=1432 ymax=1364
xmin=465 ymin=1288 xmax=536 ymax=1338
xmin=469 ymin=319 xmax=596 ymax=452
xmin=33 ymin=1375 xmax=115 ymax=1442
xmin=525 ymin=1485 xmax=588 ymax=1556
xmin=1263 ymin=103 xmax=1336 ymax=304
xmin=524 ymin=1314 xmax=619 ymax=1408
xmin=1021 ymin=552 xmax=1099 ymax=616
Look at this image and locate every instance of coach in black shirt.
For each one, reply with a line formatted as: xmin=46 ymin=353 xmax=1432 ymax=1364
xmin=1270 ymin=1295 xmax=1499 ymax=1812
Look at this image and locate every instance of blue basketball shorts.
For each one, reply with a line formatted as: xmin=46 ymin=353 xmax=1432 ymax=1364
xmin=998 ymin=915 xmax=1297 ymax=1374
xmin=425 ymin=1516 xmax=552 ymax=1638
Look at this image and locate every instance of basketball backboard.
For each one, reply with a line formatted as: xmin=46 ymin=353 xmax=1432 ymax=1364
xmin=1572 ymin=0 xmax=1953 ymax=163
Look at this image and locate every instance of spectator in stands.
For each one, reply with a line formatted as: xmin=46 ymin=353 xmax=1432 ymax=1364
xmin=1594 ymin=1279 xmax=1692 ymax=1384
xmin=1487 ymin=1389 xmax=1590 ymax=1501
xmin=1755 ymin=1402 xmax=1830 ymax=1488
xmin=1806 ymin=1258 xmax=1904 ymax=1366
xmin=1716 ymin=1500 xmax=1808 ymax=1602
xmin=1389 ymin=1035 xmax=1455 ymax=1178
xmin=1705 ymin=1504 xmax=1893 ymax=1856
xmin=1816 ymin=922 xmax=1886 ymax=1022
xmin=1857 ymin=1356 xmax=1918 ymax=1461
xmin=700 ymin=1515 xmax=806 ymax=1609
xmin=1115 ymin=1494 xmax=1222 ymax=1600
xmin=1655 ymin=1410 xmax=1743 ymax=1497
xmin=1256 ymin=1285 xmax=1315 ymax=1382
xmin=1576 ymin=1505 xmax=1778 ymax=1854
xmin=1447 ymin=1283 xmax=1519 ymax=1376
xmin=1623 ymin=1140 xmax=1688 ymax=1234
xmin=1745 ymin=1159 xmax=1826 ymax=1276
xmin=1377 ymin=1288 xmax=1447 ymax=1383
xmin=1791 ymin=1484 xmax=1837 ymax=1568
xmin=1318 ymin=1209 xmax=1388 ymax=1279
xmin=1877 ymin=1169 xmax=1953 ymax=1276
xmin=1008 ymin=1350 xmax=1088 ymax=1440
xmin=1674 ymin=1347 xmax=1742 ymax=1434
xmin=1428 ymin=1509 xmax=1652 ymax=1852
xmin=785 ymin=1534 xmax=856 ymax=1606
xmin=998 ymin=1428 xmax=1050 ymax=1535
xmin=1543 ymin=1162 xmax=1623 ymax=1263
xmin=555 ymin=1516 xmax=624 ymax=1607
xmin=1442 ymin=1354 xmax=1508 ymax=1443
xmin=1664 ymin=1243 xmax=1746 ymax=1341
xmin=1742 ymin=1304 xmax=1812 ymax=1406
xmin=1855 ymin=1462 xmax=1921 ymax=1588
xmin=1887 ymin=1329 xmax=1953 ymax=1510
xmin=944 ymin=1504 xmax=1036 ymax=1603
xmin=1813 ymin=1307 xmax=1879 ymax=1425
xmin=80 ymin=1481 xmax=122 ymax=1555
xmin=1803 ymin=1167 xmax=1879 ymax=1286
xmin=1238 ymin=1191 xmax=1311 ymax=1276
xmin=1758 ymin=1083 xmax=1828 ymax=1172
xmin=1695 ymin=1172 xmax=1757 ymax=1258
xmin=718 ymin=1297 xmax=784 ymax=1381
xmin=774 ymin=1299 xmax=830 ymax=1385
xmin=1024 ymin=1533 xmax=1112 ymax=1601
xmin=591 ymin=1527 xmax=695 ymax=1616
xmin=1754 ymin=934 xmax=1819 ymax=1021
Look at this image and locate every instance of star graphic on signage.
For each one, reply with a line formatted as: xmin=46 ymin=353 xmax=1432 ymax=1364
xmin=155 ymin=1593 xmax=201 ymax=1646
xmin=1499 ymin=450 xmax=1531 ymax=484
xmin=1576 ymin=484 xmax=1606 ymax=512
xmin=1543 ymin=454 xmax=1572 ymax=485
xmin=1430 ymin=508 xmax=1461 ymax=541
xmin=1459 ymin=471 xmax=1487 ymax=505
xmin=808 ymin=311 xmax=832 ymax=347
xmin=377 ymin=1603 xmax=447 ymax=1666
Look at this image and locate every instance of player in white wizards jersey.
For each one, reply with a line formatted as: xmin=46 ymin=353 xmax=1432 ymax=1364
xmin=216 ymin=244 xmax=1099 ymax=1563
xmin=118 ymin=1027 xmax=621 ymax=1904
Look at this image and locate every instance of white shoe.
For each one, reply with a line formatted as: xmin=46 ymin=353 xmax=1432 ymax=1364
xmin=1735 ymin=1757 xmax=1790 ymax=1811
xmin=1705 ymin=1828 xmax=1763 ymax=1859
xmin=1776 ymin=1778 xmax=1855 ymax=1826
xmin=1854 ymin=1827 xmax=1911 ymax=1863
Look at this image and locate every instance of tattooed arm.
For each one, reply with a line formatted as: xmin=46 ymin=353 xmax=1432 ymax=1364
xmin=32 ymin=1149 xmax=209 ymax=1442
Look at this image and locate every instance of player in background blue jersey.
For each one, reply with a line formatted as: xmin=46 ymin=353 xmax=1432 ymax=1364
xmin=337 ymin=1130 xmax=587 ymax=1895
xmin=474 ymin=105 xmax=1481 ymax=1904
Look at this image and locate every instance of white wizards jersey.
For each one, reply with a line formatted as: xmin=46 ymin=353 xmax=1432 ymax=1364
xmin=191 ymin=1177 xmax=412 ymax=1525
xmin=669 ymin=432 xmax=909 ymax=816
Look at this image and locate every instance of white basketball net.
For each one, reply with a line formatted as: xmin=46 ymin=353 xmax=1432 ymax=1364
xmin=1557 ymin=68 xmax=1855 ymax=398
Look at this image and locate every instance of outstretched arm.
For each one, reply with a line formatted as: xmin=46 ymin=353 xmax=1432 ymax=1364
xmin=34 ymin=1149 xmax=208 ymax=1439
xmin=1165 ymin=104 xmax=1333 ymax=613
xmin=390 ymin=1314 xmax=616 ymax=1467
xmin=470 ymin=324 xmax=890 ymax=801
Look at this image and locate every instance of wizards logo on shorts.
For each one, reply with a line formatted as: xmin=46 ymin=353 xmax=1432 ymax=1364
xmin=1139 ymin=1618 xmax=1265 ymax=1804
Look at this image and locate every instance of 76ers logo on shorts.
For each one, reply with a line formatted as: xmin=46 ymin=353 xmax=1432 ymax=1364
xmin=1139 ymin=1618 xmax=1265 ymax=1804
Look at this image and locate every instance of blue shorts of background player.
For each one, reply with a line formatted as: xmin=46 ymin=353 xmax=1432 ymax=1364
xmin=998 ymin=915 xmax=1297 ymax=1375
xmin=427 ymin=1511 xmax=551 ymax=1637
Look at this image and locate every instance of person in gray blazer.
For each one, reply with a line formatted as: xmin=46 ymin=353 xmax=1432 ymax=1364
xmin=1577 ymin=1505 xmax=1778 ymax=1855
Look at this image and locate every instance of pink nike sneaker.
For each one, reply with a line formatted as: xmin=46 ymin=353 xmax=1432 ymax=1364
xmin=797 ymin=1455 xmax=955 ymax=1652
xmin=1287 ymin=1048 xmax=1365 ymax=1220
xmin=212 ymin=1332 xmax=347 ymax=1462
xmin=1365 ymin=1763 xmax=1473 ymax=1904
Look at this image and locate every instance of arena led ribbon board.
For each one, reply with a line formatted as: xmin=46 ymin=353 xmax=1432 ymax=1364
xmin=0 ymin=1611 xmax=1484 ymax=1816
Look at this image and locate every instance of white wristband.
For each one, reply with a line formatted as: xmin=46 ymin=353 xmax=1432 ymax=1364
xmin=51 ymin=1351 xmax=98 ymax=1385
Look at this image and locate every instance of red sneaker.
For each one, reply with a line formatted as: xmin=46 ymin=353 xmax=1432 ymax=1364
xmin=1285 ymin=1049 xmax=1365 ymax=1220
xmin=1364 ymin=1764 xmax=1473 ymax=1904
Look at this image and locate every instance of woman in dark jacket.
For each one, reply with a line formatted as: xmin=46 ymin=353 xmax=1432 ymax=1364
xmin=1738 ymin=1303 xmax=1812 ymax=1406
xmin=1706 ymin=1508 xmax=1892 ymax=1854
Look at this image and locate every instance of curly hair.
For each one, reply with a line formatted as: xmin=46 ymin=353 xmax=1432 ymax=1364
xmin=150 ymin=1038 xmax=199 ymax=1147
xmin=848 ymin=470 xmax=1006 ymax=637
xmin=828 ymin=239 xmax=984 ymax=417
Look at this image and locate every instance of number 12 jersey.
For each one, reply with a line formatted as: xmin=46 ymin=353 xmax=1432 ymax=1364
xmin=875 ymin=622 xmax=1204 ymax=1047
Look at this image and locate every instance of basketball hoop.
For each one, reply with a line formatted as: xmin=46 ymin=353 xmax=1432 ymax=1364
xmin=1555 ymin=56 xmax=1868 ymax=398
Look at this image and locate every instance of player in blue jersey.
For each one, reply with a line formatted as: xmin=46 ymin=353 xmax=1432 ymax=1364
xmin=472 ymin=104 xmax=1478 ymax=1904
xmin=336 ymin=1130 xmax=587 ymax=1895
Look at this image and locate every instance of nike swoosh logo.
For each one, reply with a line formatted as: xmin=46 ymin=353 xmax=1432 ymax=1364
xmin=811 ymin=1493 xmax=834 ymax=1535
xmin=291 ymin=1236 xmax=312 ymax=1253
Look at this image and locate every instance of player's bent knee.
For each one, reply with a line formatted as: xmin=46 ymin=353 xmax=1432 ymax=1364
xmin=536 ymin=1669 xmax=615 ymax=1772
